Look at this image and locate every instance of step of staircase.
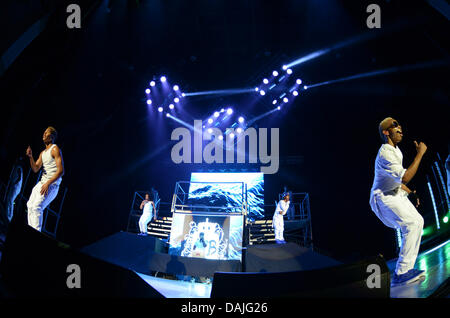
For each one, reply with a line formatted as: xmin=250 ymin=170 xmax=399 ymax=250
xmin=145 ymin=216 xmax=173 ymax=239
xmin=249 ymin=218 xmax=275 ymax=245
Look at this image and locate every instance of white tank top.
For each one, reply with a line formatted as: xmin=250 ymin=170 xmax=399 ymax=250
xmin=143 ymin=201 xmax=153 ymax=216
xmin=41 ymin=144 xmax=62 ymax=186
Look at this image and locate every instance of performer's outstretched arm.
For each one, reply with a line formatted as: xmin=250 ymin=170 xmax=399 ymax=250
xmin=26 ymin=146 xmax=43 ymax=173
xmin=402 ymin=141 xmax=427 ymax=184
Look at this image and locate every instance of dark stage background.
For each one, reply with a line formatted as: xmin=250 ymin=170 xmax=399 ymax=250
xmin=0 ymin=0 xmax=448 ymax=262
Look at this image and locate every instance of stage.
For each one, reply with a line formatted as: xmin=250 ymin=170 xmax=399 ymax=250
xmin=1 ymin=0 xmax=450 ymax=302
xmin=135 ymin=273 xmax=212 ymax=298
xmin=133 ymin=238 xmax=450 ymax=298
xmin=388 ymin=239 xmax=450 ymax=298
xmin=0 ymin=217 xmax=448 ymax=298
xmin=77 ymin=228 xmax=449 ymax=298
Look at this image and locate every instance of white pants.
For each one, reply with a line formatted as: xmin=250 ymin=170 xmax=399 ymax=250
xmin=273 ymin=214 xmax=284 ymax=241
xmin=370 ymin=190 xmax=424 ymax=275
xmin=27 ymin=182 xmax=59 ymax=232
xmin=138 ymin=211 xmax=153 ymax=233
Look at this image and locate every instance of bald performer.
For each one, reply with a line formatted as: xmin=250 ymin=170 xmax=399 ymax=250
xmin=370 ymin=117 xmax=427 ymax=286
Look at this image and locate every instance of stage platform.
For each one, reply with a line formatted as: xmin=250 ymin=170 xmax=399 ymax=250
xmin=135 ymin=272 xmax=212 ymax=298
xmin=133 ymin=240 xmax=450 ymax=298
xmin=80 ymin=231 xmax=449 ymax=298
xmin=388 ymin=239 xmax=450 ymax=298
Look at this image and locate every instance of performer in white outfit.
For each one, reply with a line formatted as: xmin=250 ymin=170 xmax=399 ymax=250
xmin=273 ymin=193 xmax=290 ymax=244
xmin=26 ymin=127 xmax=64 ymax=232
xmin=138 ymin=193 xmax=156 ymax=236
xmin=369 ymin=117 xmax=427 ymax=286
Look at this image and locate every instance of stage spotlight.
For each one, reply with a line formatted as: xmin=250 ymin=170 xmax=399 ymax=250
xmin=259 ymin=90 xmax=265 ymax=96
xmin=304 ymin=85 xmax=308 ymax=90
xmin=207 ymin=128 xmax=213 ymax=134
xmin=443 ymin=216 xmax=449 ymax=224
xmin=238 ymin=116 xmax=244 ymax=123
xmin=272 ymin=99 xmax=277 ymax=105
xmin=221 ymin=108 xmax=225 ymax=112
xmin=145 ymin=88 xmax=150 ymax=94
xmin=227 ymin=108 xmax=233 ymax=115
xmin=272 ymin=70 xmax=279 ymax=77
xmin=282 ymin=65 xmax=287 ymax=70
xmin=283 ymin=97 xmax=288 ymax=103
xmin=174 ymin=97 xmax=180 ymax=103
xmin=296 ymin=79 xmax=302 ymax=85
xmin=146 ymin=99 xmax=152 ymax=105
xmin=150 ymin=81 xmax=156 ymax=87
xmin=214 ymin=111 xmax=220 ymax=118
xmin=208 ymin=118 xmax=213 ymax=124
xmin=169 ymin=104 xmax=175 ymax=109
xmin=277 ymin=106 xmax=281 ymax=110
xmin=160 ymin=76 xmax=167 ymax=83
xmin=166 ymin=113 xmax=170 ymax=117
xmin=263 ymin=78 xmax=269 ymax=84
xmin=173 ymin=85 xmax=179 ymax=91
xmin=286 ymin=69 xmax=293 ymax=75
xmin=181 ymin=93 xmax=186 ymax=97
xmin=236 ymin=127 xmax=243 ymax=134
xmin=255 ymin=87 xmax=259 ymax=92
xmin=218 ymin=135 xmax=223 ymax=140
xmin=292 ymin=90 xmax=299 ymax=96
xmin=229 ymin=133 xmax=235 ymax=139
xmin=158 ymin=107 xmax=163 ymax=112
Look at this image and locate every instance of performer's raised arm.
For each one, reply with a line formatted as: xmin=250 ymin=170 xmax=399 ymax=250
xmin=402 ymin=141 xmax=427 ymax=184
xmin=26 ymin=146 xmax=43 ymax=173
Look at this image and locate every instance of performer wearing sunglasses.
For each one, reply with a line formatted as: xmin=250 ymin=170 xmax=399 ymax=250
xmin=370 ymin=117 xmax=427 ymax=286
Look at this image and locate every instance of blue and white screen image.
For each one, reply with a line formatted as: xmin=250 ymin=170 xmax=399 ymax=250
xmin=188 ymin=172 xmax=264 ymax=220
xmin=169 ymin=213 xmax=243 ymax=261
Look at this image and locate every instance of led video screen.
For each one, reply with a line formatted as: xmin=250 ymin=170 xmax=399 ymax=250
xmin=169 ymin=213 xmax=243 ymax=261
xmin=187 ymin=172 xmax=264 ymax=220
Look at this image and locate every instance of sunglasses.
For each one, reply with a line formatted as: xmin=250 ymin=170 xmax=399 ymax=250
xmin=390 ymin=121 xmax=401 ymax=129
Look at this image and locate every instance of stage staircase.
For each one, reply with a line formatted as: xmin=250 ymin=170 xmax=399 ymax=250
xmin=249 ymin=219 xmax=275 ymax=245
xmin=146 ymin=216 xmax=172 ymax=240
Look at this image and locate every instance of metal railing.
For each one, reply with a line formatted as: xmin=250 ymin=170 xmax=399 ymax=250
xmin=277 ymin=192 xmax=311 ymax=220
xmin=126 ymin=190 xmax=161 ymax=232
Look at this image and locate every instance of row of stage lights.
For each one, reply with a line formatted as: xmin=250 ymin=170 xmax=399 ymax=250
xmin=145 ymin=76 xmax=186 ymax=112
xmin=144 ymin=62 xmax=310 ymax=131
xmin=202 ymin=107 xmax=246 ymax=140
xmin=254 ymin=65 xmax=308 ymax=109
xmin=144 ymin=76 xmax=248 ymax=140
